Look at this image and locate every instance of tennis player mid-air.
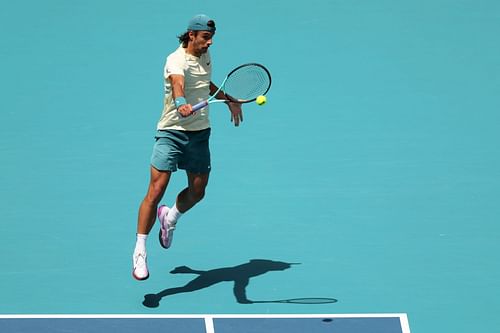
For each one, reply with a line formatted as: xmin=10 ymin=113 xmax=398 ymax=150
xmin=132 ymin=14 xmax=243 ymax=281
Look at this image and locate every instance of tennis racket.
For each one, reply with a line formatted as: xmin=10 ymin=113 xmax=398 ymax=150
xmin=192 ymin=63 xmax=272 ymax=112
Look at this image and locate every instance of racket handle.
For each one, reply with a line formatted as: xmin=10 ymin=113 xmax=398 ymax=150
xmin=192 ymin=100 xmax=208 ymax=112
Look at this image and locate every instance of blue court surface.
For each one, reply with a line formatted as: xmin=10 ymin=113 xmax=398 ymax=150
xmin=2 ymin=1 xmax=500 ymax=333
xmin=0 ymin=314 xmax=410 ymax=333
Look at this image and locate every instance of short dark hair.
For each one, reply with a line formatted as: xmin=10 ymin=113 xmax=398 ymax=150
xmin=177 ymin=31 xmax=191 ymax=48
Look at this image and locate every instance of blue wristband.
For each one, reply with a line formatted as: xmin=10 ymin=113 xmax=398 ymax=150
xmin=175 ymin=97 xmax=187 ymax=108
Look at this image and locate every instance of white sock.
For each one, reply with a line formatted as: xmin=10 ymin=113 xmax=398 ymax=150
xmin=167 ymin=204 xmax=183 ymax=226
xmin=134 ymin=233 xmax=148 ymax=254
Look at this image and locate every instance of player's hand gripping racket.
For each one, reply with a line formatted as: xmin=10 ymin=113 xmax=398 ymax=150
xmin=192 ymin=63 xmax=272 ymax=112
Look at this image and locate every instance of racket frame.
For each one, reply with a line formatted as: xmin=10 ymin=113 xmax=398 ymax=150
xmin=191 ymin=63 xmax=271 ymax=112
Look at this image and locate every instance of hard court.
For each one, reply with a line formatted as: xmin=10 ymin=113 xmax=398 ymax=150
xmin=1 ymin=1 xmax=499 ymax=332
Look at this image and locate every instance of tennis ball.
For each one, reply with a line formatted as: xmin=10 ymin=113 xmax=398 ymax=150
xmin=256 ymin=95 xmax=267 ymax=106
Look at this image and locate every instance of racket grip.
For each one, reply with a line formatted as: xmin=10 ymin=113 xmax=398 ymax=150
xmin=192 ymin=100 xmax=208 ymax=112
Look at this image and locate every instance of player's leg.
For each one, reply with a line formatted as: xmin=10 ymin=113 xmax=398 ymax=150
xmin=134 ymin=130 xmax=182 ymax=279
xmin=133 ymin=166 xmax=171 ymax=280
xmin=158 ymin=172 xmax=209 ymax=250
xmin=177 ymin=171 xmax=210 ymax=212
xmin=174 ymin=128 xmax=211 ymax=213
xmin=159 ymin=128 xmax=211 ymax=248
xmin=138 ymin=167 xmax=171 ymax=233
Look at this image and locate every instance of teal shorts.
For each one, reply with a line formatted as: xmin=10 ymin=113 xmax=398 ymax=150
xmin=151 ymin=128 xmax=211 ymax=173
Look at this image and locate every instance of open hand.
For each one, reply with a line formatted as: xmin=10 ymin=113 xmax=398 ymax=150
xmin=228 ymin=102 xmax=243 ymax=126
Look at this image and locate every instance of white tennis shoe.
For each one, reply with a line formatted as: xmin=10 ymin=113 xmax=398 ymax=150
xmin=158 ymin=205 xmax=175 ymax=249
xmin=132 ymin=252 xmax=149 ymax=281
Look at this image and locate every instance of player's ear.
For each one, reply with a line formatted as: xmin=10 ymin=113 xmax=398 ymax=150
xmin=188 ymin=31 xmax=196 ymax=41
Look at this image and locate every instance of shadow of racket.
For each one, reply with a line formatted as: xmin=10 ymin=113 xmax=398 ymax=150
xmin=251 ymin=297 xmax=338 ymax=304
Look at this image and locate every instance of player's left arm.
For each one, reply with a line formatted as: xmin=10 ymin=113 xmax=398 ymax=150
xmin=209 ymin=81 xmax=243 ymax=127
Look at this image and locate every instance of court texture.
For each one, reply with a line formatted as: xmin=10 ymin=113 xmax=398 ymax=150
xmin=1 ymin=1 xmax=499 ymax=332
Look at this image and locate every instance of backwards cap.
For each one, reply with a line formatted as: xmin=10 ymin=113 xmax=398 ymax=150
xmin=187 ymin=14 xmax=216 ymax=33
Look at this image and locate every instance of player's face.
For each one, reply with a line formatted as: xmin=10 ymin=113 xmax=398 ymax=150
xmin=190 ymin=31 xmax=214 ymax=56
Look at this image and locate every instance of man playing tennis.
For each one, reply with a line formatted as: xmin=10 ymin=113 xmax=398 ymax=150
xmin=133 ymin=14 xmax=243 ymax=280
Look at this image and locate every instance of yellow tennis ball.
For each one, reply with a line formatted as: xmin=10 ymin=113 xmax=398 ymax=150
xmin=256 ymin=95 xmax=267 ymax=105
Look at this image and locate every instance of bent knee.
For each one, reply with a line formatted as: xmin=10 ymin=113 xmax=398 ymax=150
xmin=189 ymin=188 xmax=206 ymax=202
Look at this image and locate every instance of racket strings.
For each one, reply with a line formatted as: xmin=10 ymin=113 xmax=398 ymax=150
xmin=224 ymin=65 xmax=271 ymax=102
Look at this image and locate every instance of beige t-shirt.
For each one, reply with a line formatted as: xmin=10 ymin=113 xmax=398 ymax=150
xmin=157 ymin=45 xmax=212 ymax=131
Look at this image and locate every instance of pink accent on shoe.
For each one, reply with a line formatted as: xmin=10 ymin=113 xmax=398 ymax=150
xmin=157 ymin=205 xmax=167 ymax=219
xmin=158 ymin=205 xmax=173 ymax=249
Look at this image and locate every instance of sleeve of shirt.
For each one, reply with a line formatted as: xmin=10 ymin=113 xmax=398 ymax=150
xmin=164 ymin=51 xmax=185 ymax=79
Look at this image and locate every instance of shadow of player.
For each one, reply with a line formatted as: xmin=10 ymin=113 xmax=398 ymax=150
xmin=143 ymin=259 xmax=298 ymax=308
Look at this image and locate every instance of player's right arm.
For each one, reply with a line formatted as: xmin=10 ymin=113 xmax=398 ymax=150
xmin=169 ymin=74 xmax=193 ymax=117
